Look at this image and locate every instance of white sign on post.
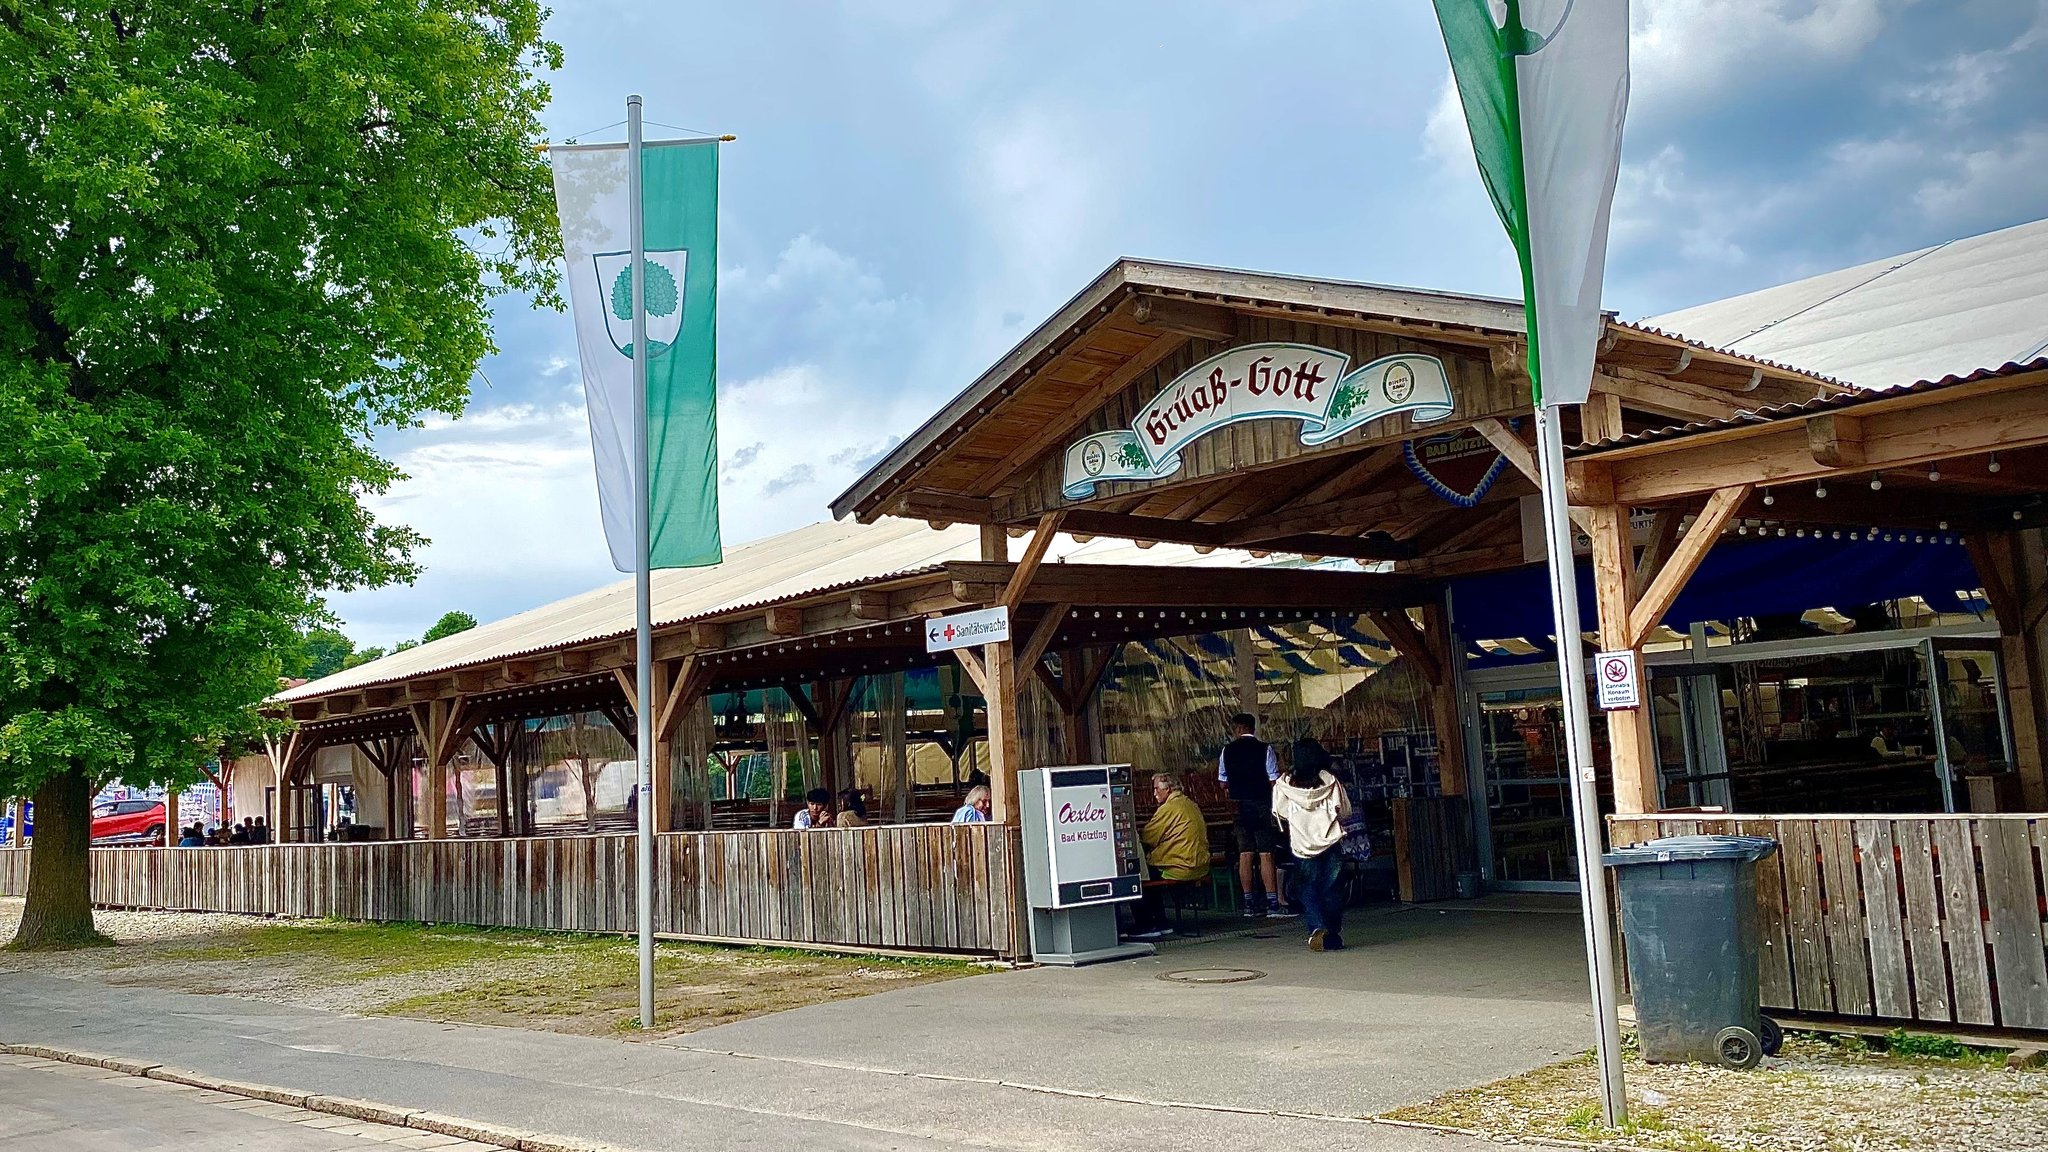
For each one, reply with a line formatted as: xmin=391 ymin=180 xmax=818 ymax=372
xmin=1595 ymin=649 xmax=1642 ymax=710
xmin=925 ymin=605 xmax=1011 ymax=653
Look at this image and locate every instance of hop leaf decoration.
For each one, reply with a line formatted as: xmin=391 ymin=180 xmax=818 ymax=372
xmin=1117 ymin=442 xmax=1150 ymax=471
xmin=1328 ymin=380 xmax=1364 ymax=421
xmin=611 ymin=258 xmax=681 ymax=321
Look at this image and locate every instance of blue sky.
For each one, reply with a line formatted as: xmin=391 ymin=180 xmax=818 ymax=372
xmin=332 ymin=0 xmax=2048 ymax=646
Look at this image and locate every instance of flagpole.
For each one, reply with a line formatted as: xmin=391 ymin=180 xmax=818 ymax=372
xmin=1532 ymin=407 xmax=1628 ymax=1125
xmin=627 ymin=93 xmax=657 ymax=1031
xmin=1494 ymin=0 xmax=1625 ymax=1126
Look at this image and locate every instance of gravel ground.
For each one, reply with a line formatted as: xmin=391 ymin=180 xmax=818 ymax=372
xmin=1389 ymin=1035 xmax=2048 ymax=1152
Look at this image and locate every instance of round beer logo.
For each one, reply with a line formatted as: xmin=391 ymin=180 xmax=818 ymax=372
xmin=1082 ymin=440 xmax=1107 ymax=476
xmin=1384 ymin=362 xmax=1415 ymax=403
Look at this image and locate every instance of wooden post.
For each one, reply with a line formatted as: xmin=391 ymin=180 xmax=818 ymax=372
xmin=980 ymin=523 xmax=1021 ymax=822
xmin=1419 ymin=602 xmax=1469 ymax=797
xmin=164 ymin=788 xmax=180 ymax=846
xmin=1586 ymin=501 xmax=1659 ymax=813
xmin=1585 ymin=484 xmax=1750 ymax=814
xmin=645 ymin=660 xmax=674 ymax=832
xmin=881 ymin=672 xmax=910 ymax=822
xmin=408 ymin=697 xmax=468 ymax=841
xmin=1966 ymin=532 xmax=2048 ymax=809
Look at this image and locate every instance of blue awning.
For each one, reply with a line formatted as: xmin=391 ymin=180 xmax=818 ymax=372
xmin=1449 ymin=536 xmax=1984 ymax=657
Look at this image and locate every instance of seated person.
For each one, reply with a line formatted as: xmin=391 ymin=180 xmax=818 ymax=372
xmin=793 ymin=788 xmax=834 ymax=829
xmin=1131 ymin=772 xmax=1212 ymax=939
xmin=836 ymin=788 xmax=870 ymax=827
xmin=951 ymin=785 xmax=991 ymax=823
xmin=1869 ymin=724 xmax=1909 ymax=759
xmin=228 ymin=823 xmax=250 ymax=846
xmin=177 ymin=823 xmax=206 ymax=847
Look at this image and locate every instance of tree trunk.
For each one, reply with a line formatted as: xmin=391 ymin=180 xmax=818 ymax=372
xmin=9 ymin=768 xmax=107 ymax=950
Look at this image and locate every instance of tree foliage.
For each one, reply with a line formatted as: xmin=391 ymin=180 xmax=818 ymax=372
xmin=421 ymin=610 xmax=481 ymax=644
xmin=0 ymin=3 xmax=562 ymax=947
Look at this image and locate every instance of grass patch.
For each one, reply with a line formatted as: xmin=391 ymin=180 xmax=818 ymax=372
xmin=1388 ymin=1034 xmax=2046 ymax=1151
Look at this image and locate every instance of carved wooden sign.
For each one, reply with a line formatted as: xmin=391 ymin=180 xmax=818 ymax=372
xmin=1061 ymin=343 xmax=1453 ymax=498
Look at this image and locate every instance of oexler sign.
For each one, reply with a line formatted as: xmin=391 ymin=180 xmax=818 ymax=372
xmin=1039 ymin=766 xmax=1138 ymax=908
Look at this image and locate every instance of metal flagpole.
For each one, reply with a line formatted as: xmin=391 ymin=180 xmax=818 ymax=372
xmin=1532 ymin=404 xmax=1628 ymax=1125
xmin=626 ymin=94 xmax=656 ymax=1030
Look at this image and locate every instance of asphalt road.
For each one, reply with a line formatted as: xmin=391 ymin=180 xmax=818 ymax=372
xmin=0 ymin=1054 xmax=501 ymax=1151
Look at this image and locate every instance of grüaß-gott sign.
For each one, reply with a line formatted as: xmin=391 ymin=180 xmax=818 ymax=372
xmin=1061 ymin=342 xmax=1454 ymax=498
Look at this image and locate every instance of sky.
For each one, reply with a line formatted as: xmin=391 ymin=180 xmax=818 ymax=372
xmin=330 ymin=0 xmax=2048 ymax=647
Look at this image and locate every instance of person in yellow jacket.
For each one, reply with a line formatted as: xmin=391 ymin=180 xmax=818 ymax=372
xmin=1131 ymin=772 xmax=1211 ymax=938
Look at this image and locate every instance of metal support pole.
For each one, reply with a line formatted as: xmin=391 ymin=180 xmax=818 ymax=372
xmin=627 ymin=94 xmax=656 ymax=1030
xmin=1534 ymin=406 xmax=1628 ymax=1124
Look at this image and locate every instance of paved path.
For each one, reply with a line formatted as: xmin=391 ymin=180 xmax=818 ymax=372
xmin=0 ymin=1053 xmax=501 ymax=1151
xmin=0 ymin=905 xmax=1590 ymax=1150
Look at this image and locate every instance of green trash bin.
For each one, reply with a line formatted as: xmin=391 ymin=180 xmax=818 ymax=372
xmin=1603 ymin=834 xmax=1782 ymax=1069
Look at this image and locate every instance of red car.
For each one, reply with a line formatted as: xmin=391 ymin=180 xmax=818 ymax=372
xmin=91 ymin=798 xmax=167 ymax=846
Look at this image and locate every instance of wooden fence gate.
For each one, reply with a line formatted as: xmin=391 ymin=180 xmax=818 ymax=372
xmin=0 ymin=824 xmax=1024 ymax=958
xmin=1610 ymin=814 xmax=2048 ymax=1034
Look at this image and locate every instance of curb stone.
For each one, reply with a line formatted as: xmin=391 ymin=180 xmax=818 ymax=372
xmin=3 ymin=1041 xmax=619 ymax=1151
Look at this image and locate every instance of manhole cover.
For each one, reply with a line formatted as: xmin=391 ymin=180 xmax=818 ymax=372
xmin=1160 ymin=968 xmax=1266 ymax=985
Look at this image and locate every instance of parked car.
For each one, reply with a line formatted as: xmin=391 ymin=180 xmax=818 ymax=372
xmin=91 ymin=798 xmax=167 ymax=846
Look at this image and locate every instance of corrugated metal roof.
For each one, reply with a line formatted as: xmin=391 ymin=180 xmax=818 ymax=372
xmin=274 ymin=517 xmax=1298 ymax=703
xmin=1572 ymin=358 xmax=2048 ymax=454
xmin=1640 ymin=216 xmax=2048 ymax=386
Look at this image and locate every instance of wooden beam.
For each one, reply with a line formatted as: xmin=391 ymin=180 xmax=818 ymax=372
xmin=1131 ymin=293 xmax=1237 ymax=341
xmin=1472 ymin=417 xmax=1591 ymax=531
xmin=1367 ymin=609 xmax=1443 ymax=686
xmin=1000 ymin=512 xmax=1064 ymax=611
xmin=1596 ymin=369 xmax=1743 ymax=421
xmin=1626 ymin=485 xmax=1749 ymax=647
xmin=1013 ymin=603 xmax=1071 ymax=680
xmin=974 ymin=323 xmax=1189 ymax=497
xmin=890 ymin=490 xmax=998 ymax=523
xmin=780 ymin=681 xmax=823 ymax=731
xmin=1584 ymin=368 xmax=2048 ymax=505
xmin=1581 ymin=391 xmax=1626 ymax=444
xmin=952 ymin=646 xmax=990 ymax=697
xmin=1631 ymin=507 xmax=1683 ymax=599
xmin=1806 ymin=413 xmax=1866 ymax=467
xmin=689 ymin=621 xmax=726 ymax=649
xmin=943 ymin=559 xmax=1430 ymax=610
xmin=848 ymin=590 xmax=892 ymax=621
xmin=764 ymin=605 xmax=805 ymax=637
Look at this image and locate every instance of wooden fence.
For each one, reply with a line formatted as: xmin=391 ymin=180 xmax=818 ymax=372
xmin=1610 ymin=815 xmax=2048 ymax=1034
xmin=0 ymin=824 xmax=1023 ymax=957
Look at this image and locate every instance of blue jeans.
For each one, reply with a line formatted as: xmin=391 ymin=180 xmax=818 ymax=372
xmin=1295 ymin=848 xmax=1345 ymax=940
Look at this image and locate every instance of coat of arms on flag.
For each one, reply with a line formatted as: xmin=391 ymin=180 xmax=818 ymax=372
xmin=592 ymin=249 xmax=688 ymax=359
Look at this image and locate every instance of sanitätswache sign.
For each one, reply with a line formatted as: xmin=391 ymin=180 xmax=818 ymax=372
xmin=1060 ymin=343 xmax=1454 ymax=498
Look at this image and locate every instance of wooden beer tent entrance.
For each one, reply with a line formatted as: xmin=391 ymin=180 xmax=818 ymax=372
xmin=831 ymin=258 xmax=1843 ymax=816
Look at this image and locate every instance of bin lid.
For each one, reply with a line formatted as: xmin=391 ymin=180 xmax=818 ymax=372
xmin=1601 ymin=834 xmax=1779 ymax=867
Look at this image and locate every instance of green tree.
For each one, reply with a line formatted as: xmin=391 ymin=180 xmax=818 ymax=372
xmin=286 ymin=627 xmax=358 ymax=681
xmin=0 ymin=4 xmax=561 ymax=949
xmin=421 ymin=610 xmax=480 ymax=644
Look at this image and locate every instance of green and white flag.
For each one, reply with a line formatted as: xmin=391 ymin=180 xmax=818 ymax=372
xmin=1433 ymin=0 xmax=1629 ymax=408
xmin=549 ymin=140 xmax=722 ymax=570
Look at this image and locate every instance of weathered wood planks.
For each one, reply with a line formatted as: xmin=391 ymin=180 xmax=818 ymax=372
xmin=1609 ymin=816 xmax=2047 ymax=1034
xmin=9 ymin=826 xmax=1021 ymax=958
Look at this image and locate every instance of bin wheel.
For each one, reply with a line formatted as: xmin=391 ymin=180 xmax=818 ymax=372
xmin=1759 ymin=1016 xmax=1783 ymax=1057
xmin=1714 ymin=1026 xmax=1762 ymax=1070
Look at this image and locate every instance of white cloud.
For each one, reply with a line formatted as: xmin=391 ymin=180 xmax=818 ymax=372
xmin=1630 ymin=0 xmax=1895 ymax=121
xmin=1912 ymin=126 xmax=2048 ymax=227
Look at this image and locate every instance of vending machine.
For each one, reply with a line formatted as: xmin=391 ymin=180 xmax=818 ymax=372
xmin=1018 ymin=764 xmax=1152 ymax=965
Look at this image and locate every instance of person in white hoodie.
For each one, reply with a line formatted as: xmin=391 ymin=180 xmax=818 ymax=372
xmin=1271 ymin=738 xmax=1352 ymax=952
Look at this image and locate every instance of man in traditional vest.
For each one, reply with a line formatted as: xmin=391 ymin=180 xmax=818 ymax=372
xmin=1218 ymin=712 xmax=1291 ymax=918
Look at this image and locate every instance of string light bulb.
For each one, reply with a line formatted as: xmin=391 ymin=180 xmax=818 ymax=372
xmin=1762 ymin=491 xmax=1775 ymax=506
xmin=1989 ymin=453 xmax=2002 ymax=474
xmin=1815 ymin=481 xmax=1828 ymax=498
xmin=1869 ymin=476 xmax=1883 ymax=491
xmin=1928 ymin=465 xmax=1941 ymax=482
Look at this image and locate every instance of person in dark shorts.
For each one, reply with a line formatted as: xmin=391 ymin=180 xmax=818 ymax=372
xmin=1218 ymin=713 xmax=1292 ymax=918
